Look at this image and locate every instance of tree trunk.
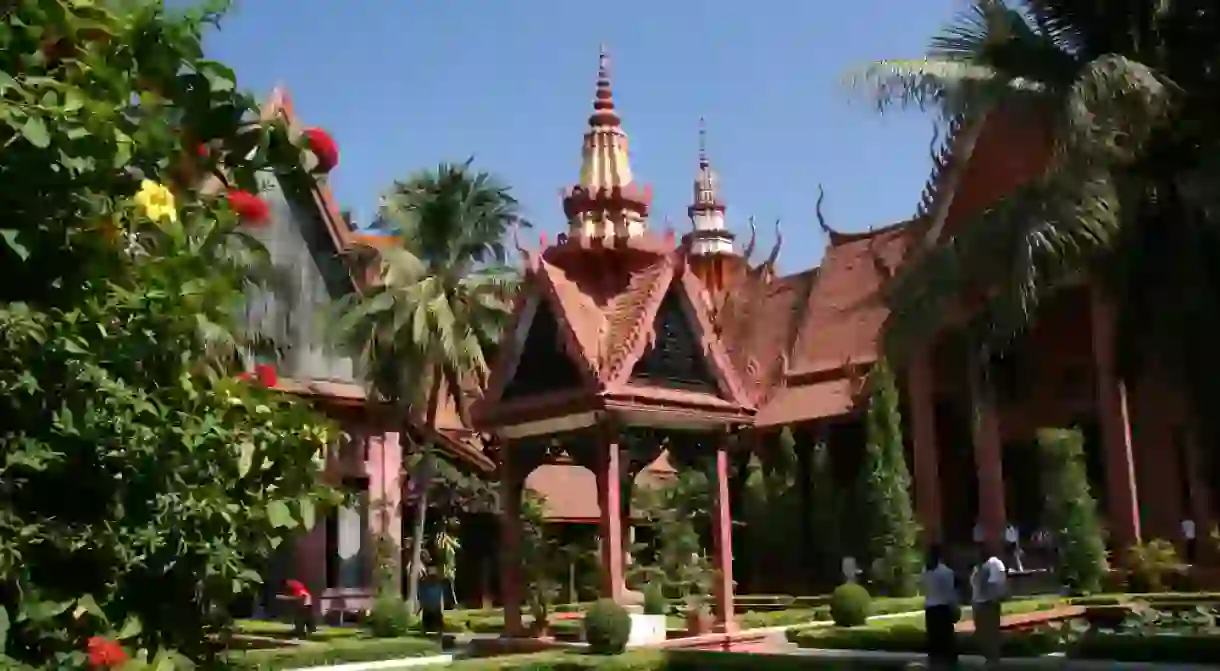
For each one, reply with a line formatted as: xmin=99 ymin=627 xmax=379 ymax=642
xmin=406 ymin=371 xmax=444 ymax=612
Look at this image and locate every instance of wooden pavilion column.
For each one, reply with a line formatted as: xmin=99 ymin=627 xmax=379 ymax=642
xmin=595 ymin=428 xmax=625 ymax=602
xmin=710 ymin=434 xmax=737 ymax=632
xmin=908 ymin=348 xmax=943 ymax=542
xmin=498 ymin=450 xmax=525 ymax=636
xmin=1089 ymin=285 xmax=1141 ymax=549
xmin=969 ymin=347 xmax=1006 ymax=551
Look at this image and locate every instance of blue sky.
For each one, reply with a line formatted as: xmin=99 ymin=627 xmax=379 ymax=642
xmin=202 ymin=0 xmax=956 ymax=271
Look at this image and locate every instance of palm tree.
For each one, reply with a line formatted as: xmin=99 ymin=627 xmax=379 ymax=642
xmin=850 ymin=1 xmax=1220 ymax=443
xmin=337 ymin=159 xmax=524 ymax=611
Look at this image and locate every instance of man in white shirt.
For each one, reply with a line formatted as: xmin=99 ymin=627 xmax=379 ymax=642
xmin=1182 ymin=518 xmax=1197 ymax=564
xmin=970 ymin=544 xmax=1007 ymax=668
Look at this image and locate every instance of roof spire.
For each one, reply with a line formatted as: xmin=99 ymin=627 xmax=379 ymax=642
xmin=687 ymin=117 xmax=734 ymax=257
xmin=589 ymin=44 xmax=620 ymax=128
xmin=562 ymin=46 xmax=652 ymax=243
xmin=698 ymin=116 xmax=709 ymax=169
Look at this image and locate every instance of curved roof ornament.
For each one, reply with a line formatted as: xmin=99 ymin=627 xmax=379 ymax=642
xmin=512 ymin=225 xmax=537 ymax=271
xmin=764 ymin=218 xmax=783 ymax=269
xmin=816 ymin=184 xmax=834 ymax=237
xmin=742 ymin=215 xmax=758 ymax=260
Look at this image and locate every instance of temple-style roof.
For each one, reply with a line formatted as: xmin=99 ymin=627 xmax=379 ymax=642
xmin=247 ymin=87 xmax=494 ymax=472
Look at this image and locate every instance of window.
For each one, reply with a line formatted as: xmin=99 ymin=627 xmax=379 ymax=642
xmin=326 ymin=478 xmax=371 ymax=589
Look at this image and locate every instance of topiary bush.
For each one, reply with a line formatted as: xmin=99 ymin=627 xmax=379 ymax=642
xmin=365 ymin=595 xmax=416 ymax=639
xmin=830 ymin=583 xmax=872 ymax=627
xmin=583 ymin=599 xmax=632 ymax=655
xmin=642 ymin=583 xmax=668 ymax=616
xmin=1037 ymin=428 xmax=1108 ymax=594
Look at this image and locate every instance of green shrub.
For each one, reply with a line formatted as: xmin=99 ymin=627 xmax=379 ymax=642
xmin=642 ymin=584 xmax=668 ymax=615
xmin=829 ymin=583 xmax=872 ymax=627
xmin=365 ymin=594 xmax=416 ymax=638
xmin=1037 ymin=428 xmax=1108 ymax=594
xmin=225 ymin=636 xmax=440 ymax=669
xmin=583 ymin=599 xmax=632 ymax=655
xmin=1124 ymin=539 xmax=1182 ymax=592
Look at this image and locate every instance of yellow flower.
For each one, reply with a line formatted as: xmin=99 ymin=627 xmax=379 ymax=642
xmin=134 ymin=179 xmax=177 ymax=224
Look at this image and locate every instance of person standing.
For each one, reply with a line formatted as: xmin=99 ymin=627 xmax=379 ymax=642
xmin=284 ymin=579 xmax=316 ymax=638
xmin=1182 ymin=518 xmax=1197 ymax=564
xmin=418 ymin=567 xmax=447 ymax=645
xmin=1005 ymin=523 xmax=1025 ymax=572
xmin=970 ymin=544 xmax=1008 ymax=669
xmin=922 ymin=545 xmax=959 ymax=669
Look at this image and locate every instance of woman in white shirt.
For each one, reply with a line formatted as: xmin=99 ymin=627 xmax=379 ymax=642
xmin=922 ymin=544 xmax=959 ymax=669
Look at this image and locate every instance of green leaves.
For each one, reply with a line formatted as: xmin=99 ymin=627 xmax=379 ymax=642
xmin=19 ymin=116 xmax=50 ymax=148
xmin=0 ymin=0 xmax=337 ymax=665
xmin=266 ymin=500 xmax=294 ymax=529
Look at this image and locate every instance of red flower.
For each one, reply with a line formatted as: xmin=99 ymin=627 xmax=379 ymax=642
xmin=196 ymin=143 xmax=209 ymax=158
xmin=254 ymin=363 xmax=278 ymax=388
xmin=303 ymin=128 xmax=339 ymax=172
xmin=86 ymin=636 xmax=128 ymax=668
xmin=225 ymin=190 xmax=271 ymax=226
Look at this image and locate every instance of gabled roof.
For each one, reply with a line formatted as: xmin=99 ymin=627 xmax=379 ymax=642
xmin=474 ymin=233 xmax=753 ymax=430
xmin=232 ymin=87 xmax=493 ymax=471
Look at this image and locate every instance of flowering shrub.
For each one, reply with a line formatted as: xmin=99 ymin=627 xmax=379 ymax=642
xmin=303 ymin=127 xmax=340 ymax=172
xmin=0 ymin=0 xmax=341 ymax=666
xmin=225 ymin=189 xmax=272 ymax=225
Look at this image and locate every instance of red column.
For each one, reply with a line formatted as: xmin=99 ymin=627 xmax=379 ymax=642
xmin=499 ymin=458 xmax=525 ymax=636
xmin=1090 ymin=286 xmax=1141 ymax=549
xmin=969 ymin=349 xmax=1006 ymax=551
xmin=908 ymin=349 xmax=942 ymax=542
xmin=711 ymin=439 xmax=737 ymax=632
xmin=596 ymin=434 xmax=625 ymax=602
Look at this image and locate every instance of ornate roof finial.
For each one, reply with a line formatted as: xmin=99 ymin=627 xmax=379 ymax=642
xmin=562 ymin=46 xmax=651 ymax=242
xmin=589 ymin=44 xmax=620 ymax=128
xmin=698 ymin=116 xmax=709 ymax=170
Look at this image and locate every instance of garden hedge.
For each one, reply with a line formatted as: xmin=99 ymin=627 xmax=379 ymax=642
xmin=224 ymin=635 xmax=441 ymax=669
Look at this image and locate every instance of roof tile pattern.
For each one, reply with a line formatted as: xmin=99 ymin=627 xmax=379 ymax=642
xmin=786 ymin=223 xmax=913 ymax=379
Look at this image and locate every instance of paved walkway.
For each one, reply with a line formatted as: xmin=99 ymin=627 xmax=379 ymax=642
xmin=791 ymin=648 xmax=1216 ymax=670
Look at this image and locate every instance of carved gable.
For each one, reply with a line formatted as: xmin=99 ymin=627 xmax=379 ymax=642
xmin=503 ymin=300 xmax=585 ymax=400
xmin=241 ymin=173 xmax=356 ymax=382
xmin=629 ymin=289 xmax=718 ymax=393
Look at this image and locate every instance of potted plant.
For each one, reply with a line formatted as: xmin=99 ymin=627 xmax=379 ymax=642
xmin=684 ymin=594 xmax=713 ymax=635
xmin=520 ymin=493 xmax=562 ymax=638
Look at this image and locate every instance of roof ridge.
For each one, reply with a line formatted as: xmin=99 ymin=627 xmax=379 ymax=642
xmin=535 ymin=258 xmax=606 ymax=384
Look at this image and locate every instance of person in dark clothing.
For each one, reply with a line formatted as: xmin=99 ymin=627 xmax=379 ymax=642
xmin=922 ymin=544 xmax=959 ymax=669
xmin=418 ymin=567 xmax=446 ymax=643
xmin=284 ymin=579 xmax=316 ymax=637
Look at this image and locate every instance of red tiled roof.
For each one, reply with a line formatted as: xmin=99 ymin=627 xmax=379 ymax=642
xmin=786 ymin=223 xmax=913 ymax=379
xmin=477 ymin=234 xmax=753 ymax=426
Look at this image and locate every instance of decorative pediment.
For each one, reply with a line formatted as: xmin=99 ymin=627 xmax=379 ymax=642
xmin=629 ymin=288 xmax=718 ymax=393
xmin=502 ymin=299 xmax=585 ymax=401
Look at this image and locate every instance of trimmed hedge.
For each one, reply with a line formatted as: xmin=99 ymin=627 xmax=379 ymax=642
xmin=224 ymin=635 xmax=441 ymax=669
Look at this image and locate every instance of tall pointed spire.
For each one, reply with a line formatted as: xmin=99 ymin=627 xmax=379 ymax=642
xmin=687 ymin=117 xmax=734 ymax=257
xmin=562 ymin=46 xmax=652 ymax=244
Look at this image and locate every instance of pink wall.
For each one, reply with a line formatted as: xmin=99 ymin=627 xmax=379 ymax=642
xmin=292 ymin=421 xmax=404 ymax=616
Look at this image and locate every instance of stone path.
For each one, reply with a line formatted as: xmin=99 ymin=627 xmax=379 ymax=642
xmin=791 ymin=648 xmax=1216 ymax=670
